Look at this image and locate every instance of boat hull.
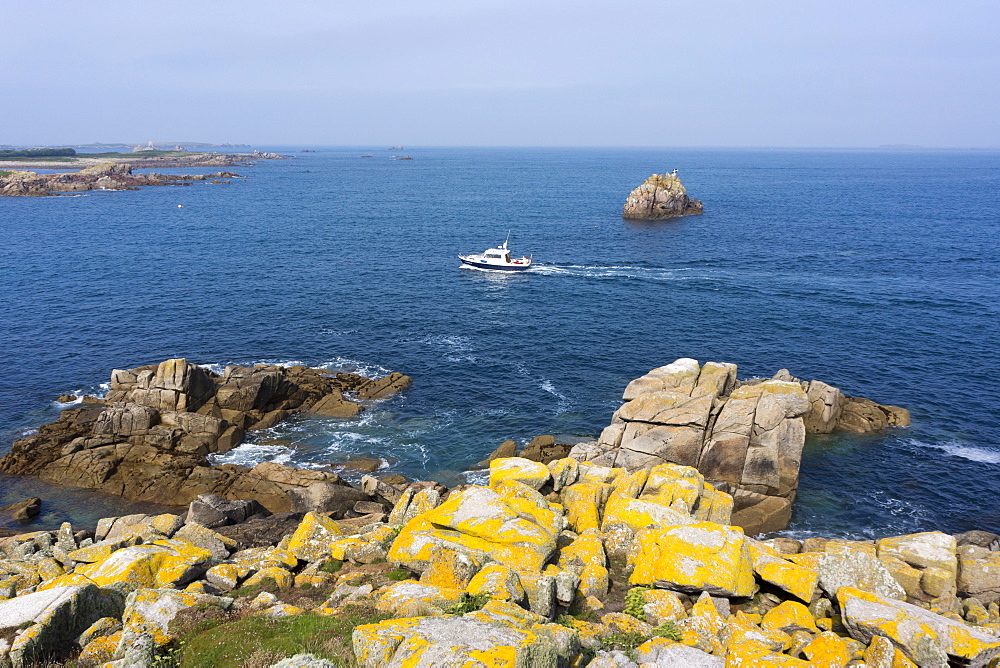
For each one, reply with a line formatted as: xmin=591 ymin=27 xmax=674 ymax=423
xmin=458 ymin=256 xmax=532 ymax=271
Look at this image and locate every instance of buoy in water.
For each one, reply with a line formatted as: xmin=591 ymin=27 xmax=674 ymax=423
xmin=177 ymin=205 xmax=184 ymax=208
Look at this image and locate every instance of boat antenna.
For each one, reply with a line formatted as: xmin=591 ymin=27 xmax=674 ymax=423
xmin=503 ymin=230 xmax=510 ymax=249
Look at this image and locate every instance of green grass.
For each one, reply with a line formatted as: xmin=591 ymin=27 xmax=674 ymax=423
xmin=0 ymin=171 xmax=13 ymax=177
xmin=652 ymin=621 xmax=682 ymax=641
xmin=320 ymin=559 xmax=344 ymax=574
xmin=386 ymin=568 xmax=412 ymax=581
xmin=443 ymin=592 xmax=490 ymax=615
xmin=176 ymin=607 xmax=392 ymax=668
xmin=0 ymin=155 xmax=78 ymax=162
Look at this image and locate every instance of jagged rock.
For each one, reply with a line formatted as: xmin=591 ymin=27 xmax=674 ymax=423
xmin=623 ymin=172 xmax=704 ymax=219
xmin=0 ymin=360 xmax=410 ymax=512
xmin=212 ymin=512 xmax=304 ymax=550
xmin=574 ymin=359 xmax=909 ymax=534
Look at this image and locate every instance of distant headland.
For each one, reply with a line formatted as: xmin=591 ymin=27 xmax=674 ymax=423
xmin=0 ymin=147 xmax=285 ymax=197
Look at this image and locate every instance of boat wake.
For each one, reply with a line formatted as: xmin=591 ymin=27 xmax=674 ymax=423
xmin=529 ymin=263 xmax=714 ymax=283
xmin=913 ymin=438 xmax=1000 ymax=465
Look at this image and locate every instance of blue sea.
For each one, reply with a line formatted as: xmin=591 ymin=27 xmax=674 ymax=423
xmin=1 ymin=147 xmax=998 ymax=538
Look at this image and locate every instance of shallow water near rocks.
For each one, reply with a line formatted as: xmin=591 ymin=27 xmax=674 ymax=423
xmin=1 ymin=146 xmax=998 ymax=537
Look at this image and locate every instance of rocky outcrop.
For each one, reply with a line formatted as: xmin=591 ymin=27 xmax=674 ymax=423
xmin=0 ymin=162 xmax=244 ymax=197
xmin=622 ymin=172 xmax=704 ymax=219
xmin=0 ymin=359 xmax=411 ymax=511
xmin=0 ymin=467 xmax=997 ymax=667
xmin=569 ymin=359 xmax=909 ymax=535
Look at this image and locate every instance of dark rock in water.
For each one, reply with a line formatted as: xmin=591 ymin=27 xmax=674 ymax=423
xmin=482 ymin=440 xmax=517 ymax=465
xmin=1 ymin=497 xmax=41 ymax=522
xmin=187 ymin=494 xmax=269 ymax=529
xmin=0 ymin=358 xmax=411 ymax=512
xmin=623 ymin=172 xmax=703 ymax=219
xmin=213 ymin=512 xmax=304 ymax=550
xmin=518 ymin=435 xmax=572 ymax=464
xmin=340 ymin=459 xmax=382 ymax=473
xmin=55 ymin=394 xmax=77 ymax=403
xmin=288 ymin=481 xmax=370 ymax=517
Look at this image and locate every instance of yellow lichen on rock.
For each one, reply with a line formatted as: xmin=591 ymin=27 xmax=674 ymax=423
xmin=561 ymin=482 xmax=611 ymax=533
xmin=387 ymin=486 xmax=559 ymax=578
xmin=75 ymin=539 xmax=212 ymax=589
xmin=761 ymin=600 xmax=819 ymax=635
xmin=285 ymin=511 xmax=343 ymax=562
xmin=466 ymin=563 xmax=525 ymax=602
xmin=629 ymin=522 xmax=754 ymax=597
xmin=802 ymin=630 xmax=852 ymax=667
xmin=489 ymin=457 xmax=551 ymax=491
xmin=243 ymin=566 xmax=294 ymax=589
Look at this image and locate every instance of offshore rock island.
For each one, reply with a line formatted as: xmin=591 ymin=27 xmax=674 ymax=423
xmin=623 ymin=172 xmax=704 ymax=219
xmin=0 ymin=358 xmax=999 ymax=667
xmin=0 ymin=149 xmax=283 ymax=197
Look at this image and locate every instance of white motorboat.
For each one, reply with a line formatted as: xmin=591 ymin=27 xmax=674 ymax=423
xmin=458 ymin=236 xmax=533 ymax=271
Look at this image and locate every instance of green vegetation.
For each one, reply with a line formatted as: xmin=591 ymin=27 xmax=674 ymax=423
xmin=0 ymin=148 xmax=75 ymax=158
xmin=175 ymin=607 xmax=392 ymax=668
xmin=386 ymin=567 xmax=412 ymax=581
xmin=652 ymin=621 xmax=682 ymax=641
xmin=319 ymin=559 xmax=344 ymax=574
xmin=623 ymin=587 xmax=650 ymax=620
xmin=0 ymin=171 xmax=13 ymax=178
xmin=597 ymin=631 xmax=647 ymax=658
xmin=443 ymin=592 xmax=490 ymax=615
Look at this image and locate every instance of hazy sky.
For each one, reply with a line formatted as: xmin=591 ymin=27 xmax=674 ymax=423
xmin=7 ymin=1 xmax=999 ymax=147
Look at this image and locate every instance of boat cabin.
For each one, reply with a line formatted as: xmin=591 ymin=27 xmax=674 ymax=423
xmin=484 ymin=248 xmax=511 ymax=262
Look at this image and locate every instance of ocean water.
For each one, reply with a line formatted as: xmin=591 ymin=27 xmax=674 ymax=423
xmin=1 ymin=147 xmax=998 ymax=538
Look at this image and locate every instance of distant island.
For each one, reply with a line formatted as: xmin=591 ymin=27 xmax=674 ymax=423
xmin=0 ymin=148 xmax=285 ymax=197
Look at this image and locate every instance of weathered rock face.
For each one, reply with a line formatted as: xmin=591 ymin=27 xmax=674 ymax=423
xmin=0 ymin=359 xmax=411 ymax=511
xmin=569 ymin=359 xmax=909 ymax=535
xmin=622 ymin=172 xmax=704 ymax=219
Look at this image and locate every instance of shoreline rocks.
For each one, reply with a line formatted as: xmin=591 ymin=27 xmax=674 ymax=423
xmin=567 ymin=359 xmax=909 ymax=535
xmin=0 ymin=359 xmax=411 ymax=512
xmin=623 ymin=172 xmax=704 ymax=219
xmin=0 ymin=456 xmax=995 ymax=666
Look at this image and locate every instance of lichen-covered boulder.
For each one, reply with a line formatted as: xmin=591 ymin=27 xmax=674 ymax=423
xmin=374 ymin=581 xmax=464 ymax=617
xmin=467 ymin=563 xmax=525 ymax=603
xmin=285 ymin=511 xmax=342 ymax=562
xmin=387 ymin=485 xmax=561 ymax=578
xmin=75 ymin=539 xmax=213 ymax=589
xmin=0 ymin=585 xmax=122 ymax=668
xmin=489 ymin=457 xmax=551 ymax=491
xmin=629 ymin=522 xmax=754 ymax=597
xmin=558 ymin=529 xmax=609 ymax=599
xmin=957 ymin=545 xmax=1000 ymax=604
xmin=760 ymin=601 xmax=818 ymax=635
xmin=818 ymin=548 xmax=906 ymax=600
xmin=118 ymin=587 xmax=232 ymax=650
xmin=838 ymin=586 xmax=1000 ymax=667
xmin=353 ymin=615 xmax=559 ymax=667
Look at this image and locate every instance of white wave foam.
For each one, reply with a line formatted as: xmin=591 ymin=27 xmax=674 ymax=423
xmin=209 ymin=443 xmax=296 ymax=467
xmin=463 ymin=469 xmax=490 ymax=486
xmin=934 ymin=442 xmax=1000 ymax=464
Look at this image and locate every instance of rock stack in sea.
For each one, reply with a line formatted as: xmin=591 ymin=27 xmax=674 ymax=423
xmin=568 ymin=359 xmax=910 ymax=535
xmin=622 ymin=172 xmax=704 ymax=219
xmin=0 ymin=358 xmax=411 ymax=510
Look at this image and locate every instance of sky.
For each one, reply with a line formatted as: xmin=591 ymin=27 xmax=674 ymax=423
xmin=6 ymin=1 xmax=999 ymax=148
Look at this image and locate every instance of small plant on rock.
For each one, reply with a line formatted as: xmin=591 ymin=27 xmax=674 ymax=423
xmin=319 ymin=559 xmax=343 ymax=574
xmin=623 ymin=587 xmax=650 ymax=620
xmin=652 ymin=621 xmax=682 ymax=642
xmin=444 ymin=592 xmax=491 ymax=615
